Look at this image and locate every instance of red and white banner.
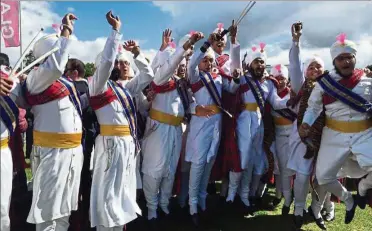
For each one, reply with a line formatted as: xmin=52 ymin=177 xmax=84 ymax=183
xmin=1 ymin=1 xmax=20 ymax=47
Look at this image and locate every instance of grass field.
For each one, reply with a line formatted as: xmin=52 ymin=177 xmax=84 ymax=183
xmin=24 ymin=163 xmax=372 ymax=231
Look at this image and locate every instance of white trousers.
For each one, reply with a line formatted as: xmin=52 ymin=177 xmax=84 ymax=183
xmin=311 ymin=190 xmax=334 ymax=219
xmin=293 ymin=173 xmax=310 ymax=216
xmin=36 ymin=216 xmax=69 ymax=231
xmin=226 ymin=169 xmax=252 ymax=207
xmin=359 ymin=172 xmax=372 ymax=196
xmin=189 ymin=158 xmax=216 ymax=215
xmin=0 ymin=148 xmax=13 ymax=231
xmin=96 ymin=225 xmax=124 ymax=231
xmin=143 ymin=174 xmax=175 ymax=219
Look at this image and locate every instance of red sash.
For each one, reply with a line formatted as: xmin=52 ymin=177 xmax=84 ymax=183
xmin=322 ymin=70 xmax=364 ymax=105
xmin=278 ymin=87 xmax=290 ymax=98
xmin=150 ymin=79 xmax=177 ymax=93
xmin=190 ymin=72 xmax=218 ymax=93
xmin=89 ymin=87 xmax=117 ymax=110
xmin=25 ymin=81 xmax=70 ymax=106
xmin=216 ymin=54 xmax=229 ymax=69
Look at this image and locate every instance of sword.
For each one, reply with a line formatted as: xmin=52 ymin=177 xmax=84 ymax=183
xmin=218 ymin=1 xmax=257 ymax=38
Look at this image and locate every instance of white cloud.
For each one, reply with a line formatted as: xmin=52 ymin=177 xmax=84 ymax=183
xmin=153 ymin=1 xmax=372 ymax=68
xmin=1 ymin=1 xmax=156 ymax=69
xmin=67 ymin=7 xmax=75 ymax=12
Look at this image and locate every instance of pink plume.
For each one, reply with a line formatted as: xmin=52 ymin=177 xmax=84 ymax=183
xmin=118 ymin=45 xmax=123 ymax=53
xmin=189 ymin=30 xmax=196 ymax=36
xmin=275 ymin=64 xmax=282 ymax=72
xmin=251 ymin=46 xmax=257 ymax=52
xmin=217 ymin=23 xmax=224 ymax=30
xmin=168 ymin=41 xmax=176 ymax=49
xmin=259 ymin=42 xmax=266 ymax=51
xmin=52 ymin=23 xmax=60 ymax=33
xmin=336 ymin=33 xmax=346 ymax=44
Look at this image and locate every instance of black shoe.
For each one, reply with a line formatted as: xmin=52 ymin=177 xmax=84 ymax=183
xmin=345 ymin=196 xmax=358 ymax=224
xmin=294 ymin=215 xmax=304 ymax=230
xmin=282 ymin=205 xmax=290 ymax=215
xmin=243 ymin=205 xmax=255 ymax=217
xmin=207 ymin=182 xmax=217 ymax=195
xmin=148 ymin=218 xmax=158 ymax=230
xmin=357 ymin=192 xmax=368 ymax=210
xmin=323 ymin=212 xmax=335 ymax=222
xmin=308 ymin=206 xmax=327 ymax=230
xmin=272 ymin=198 xmax=282 ymax=208
xmin=191 ymin=213 xmax=199 ymax=227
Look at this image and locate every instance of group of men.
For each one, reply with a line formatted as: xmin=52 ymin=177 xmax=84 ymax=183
xmin=1 ymin=9 xmax=372 ymax=231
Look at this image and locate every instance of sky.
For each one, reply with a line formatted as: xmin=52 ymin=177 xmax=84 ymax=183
xmin=2 ymin=1 xmax=372 ymax=70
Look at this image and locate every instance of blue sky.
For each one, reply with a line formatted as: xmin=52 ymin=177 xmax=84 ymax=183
xmin=3 ymin=1 xmax=371 ymax=68
xmin=48 ymin=1 xmax=172 ymax=50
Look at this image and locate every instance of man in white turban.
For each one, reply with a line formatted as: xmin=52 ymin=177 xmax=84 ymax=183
xmin=300 ymin=32 xmax=372 ymax=225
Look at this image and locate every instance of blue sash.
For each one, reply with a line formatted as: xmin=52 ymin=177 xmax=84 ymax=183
xmin=244 ymin=75 xmax=266 ymax=114
xmin=0 ymin=96 xmax=19 ymax=136
xmin=108 ymin=80 xmax=140 ymax=155
xmin=174 ymin=77 xmax=190 ymax=117
xmin=59 ymin=77 xmax=83 ymax=120
xmin=199 ymin=71 xmax=222 ymax=107
xmin=318 ymin=73 xmax=372 ymax=114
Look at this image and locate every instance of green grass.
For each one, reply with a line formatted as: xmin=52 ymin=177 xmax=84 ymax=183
xmin=24 ymin=161 xmax=372 ymax=231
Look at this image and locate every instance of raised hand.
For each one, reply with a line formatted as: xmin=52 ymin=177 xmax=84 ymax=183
xmin=123 ymin=40 xmax=140 ymax=56
xmin=106 ymin=10 xmax=121 ymax=31
xmin=291 ymin=22 xmax=302 ymax=42
xmin=0 ymin=77 xmax=14 ymax=96
xmin=61 ymin=13 xmax=78 ymax=36
xmin=189 ymin=32 xmax=204 ymax=44
xmin=160 ymin=29 xmax=172 ymax=51
xmin=228 ymin=20 xmax=238 ymax=37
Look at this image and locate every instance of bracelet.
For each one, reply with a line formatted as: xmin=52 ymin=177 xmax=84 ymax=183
xmin=60 ymin=24 xmax=73 ymax=34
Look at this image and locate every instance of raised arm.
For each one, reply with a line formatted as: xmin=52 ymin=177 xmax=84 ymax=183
xmin=153 ymin=47 xmax=186 ymax=85
xmin=222 ymin=68 xmax=241 ymax=93
xmin=229 ymin=20 xmax=241 ymax=72
xmin=26 ymin=13 xmax=76 ymax=94
xmin=289 ymin=22 xmax=305 ymax=94
xmin=89 ymin=11 xmax=122 ymax=96
xmin=125 ymin=50 xmax=154 ymax=95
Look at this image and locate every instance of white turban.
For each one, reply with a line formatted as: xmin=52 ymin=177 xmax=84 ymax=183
xmin=116 ymin=51 xmax=136 ymax=77
xmin=204 ymin=47 xmax=215 ymax=60
xmin=330 ymin=33 xmax=357 ymax=61
xmin=270 ymin=64 xmax=288 ymax=79
xmin=33 ymin=33 xmax=59 ymax=61
xmin=303 ymin=55 xmax=325 ymax=74
xmin=248 ymin=43 xmax=267 ymax=65
xmin=179 ymin=58 xmax=187 ymax=66
xmin=213 ymin=23 xmax=227 ymax=42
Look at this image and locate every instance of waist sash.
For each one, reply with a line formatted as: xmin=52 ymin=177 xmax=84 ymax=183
xmin=244 ymin=75 xmax=266 ymax=114
xmin=0 ymin=96 xmax=19 ymax=136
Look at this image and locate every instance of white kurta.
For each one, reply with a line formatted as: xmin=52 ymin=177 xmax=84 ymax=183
xmin=25 ymin=37 xmax=84 ymax=225
xmin=303 ymin=70 xmax=372 ymax=185
xmin=237 ymin=75 xmax=288 ymax=172
xmin=286 ymin=41 xmax=313 ymax=176
xmin=0 ymin=76 xmax=23 ymax=231
xmin=89 ymin=30 xmax=154 ymax=227
xmin=185 ymin=50 xmax=239 ymax=164
xmin=141 ymin=47 xmax=186 ymax=179
xmin=271 ymin=93 xmax=295 ymax=177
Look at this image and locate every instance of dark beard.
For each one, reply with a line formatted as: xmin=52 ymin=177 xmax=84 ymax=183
xmin=248 ymin=67 xmax=264 ymax=80
xmin=334 ymin=65 xmax=353 ymax=78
